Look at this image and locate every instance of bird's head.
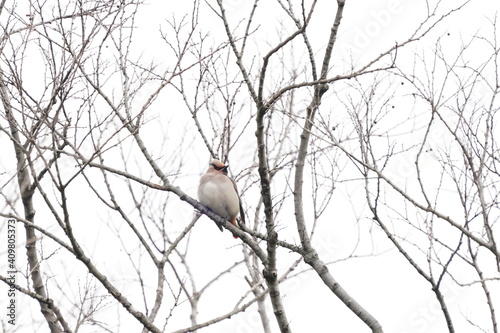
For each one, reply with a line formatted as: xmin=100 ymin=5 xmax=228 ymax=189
xmin=209 ymin=159 xmax=229 ymax=175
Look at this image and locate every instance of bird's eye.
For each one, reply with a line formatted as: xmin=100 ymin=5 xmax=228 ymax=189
xmin=211 ymin=163 xmax=224 ymax=171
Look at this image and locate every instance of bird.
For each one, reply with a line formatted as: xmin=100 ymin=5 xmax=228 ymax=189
xmin=198 ymin=159 xmax=245 ymax=238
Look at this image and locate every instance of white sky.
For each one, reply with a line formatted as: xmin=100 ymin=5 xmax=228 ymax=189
xmin=1 ymin=0 xmax=500 ymax=333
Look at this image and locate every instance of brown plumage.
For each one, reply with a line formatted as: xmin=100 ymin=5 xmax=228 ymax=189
xmin=198 ymin=159 xmax=245 ymax=238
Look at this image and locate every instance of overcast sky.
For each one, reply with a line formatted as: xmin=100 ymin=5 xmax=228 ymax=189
xmin=1 ymin=1 xmax=500 ymax=332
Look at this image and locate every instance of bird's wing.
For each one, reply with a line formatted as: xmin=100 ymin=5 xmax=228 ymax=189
xmin=229 ymin=176 xmax=245 ymax=226
xmin=238 ymin=200 xmax=246 ymax=226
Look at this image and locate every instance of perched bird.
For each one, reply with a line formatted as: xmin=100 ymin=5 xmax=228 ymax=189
xmin=198 ymin=159 xmax=245 ymax=237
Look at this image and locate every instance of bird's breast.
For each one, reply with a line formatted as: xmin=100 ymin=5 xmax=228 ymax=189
xmin=198 ymin=177 xmax=240 ymax=218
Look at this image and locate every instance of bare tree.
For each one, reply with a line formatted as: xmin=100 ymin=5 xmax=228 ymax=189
xmin=0 ymin=1 xmax=498 ymax=333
